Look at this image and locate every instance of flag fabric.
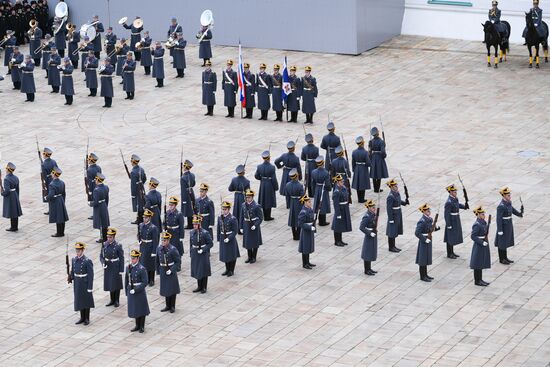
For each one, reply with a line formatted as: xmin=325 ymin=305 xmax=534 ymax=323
xmin=237 ymin=43 xmax=246 ymax=107
xmin=282 ymin=56 xmax=291 ymax=102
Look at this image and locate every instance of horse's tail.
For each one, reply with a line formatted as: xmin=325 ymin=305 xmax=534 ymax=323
xmin=503 ymin=21 xmax=511 ymax=51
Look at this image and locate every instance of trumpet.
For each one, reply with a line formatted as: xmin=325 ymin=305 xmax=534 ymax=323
xmin=65 ymin=23 xmax=76 ymax=41
xmin=0 ymin=35 xmax=9 ymax=48
xmin=57 ymin=64 xmax=66 ymax=71
xmin=18 ymin=62 xmax=27 ymax=69
xmin=135 ymin=38 xmax=145 ymax=50
xmin=107 ymin=42 xmax=125 ymax=58
xmin=72 ymin=41 xmax=89 ymax=56
xmin=98 ymin=64 xmax=106 ymax=74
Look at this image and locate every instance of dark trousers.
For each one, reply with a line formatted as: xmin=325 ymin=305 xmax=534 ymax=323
xmin=291 ymin=226 xmax=301 ymax=240
xmin=13 ymin=81 xmax=21 ymax=89
xmin=89 ymin=88 xmax=97 ymax=96
xmin=78 ymin=308 xmax=90 ymax=322
xmin=334 ymin=231 xmax=343 ymax=244
xmin=224 ymin=260 xmax=237 ymax=274
xmin=364 ymin=261 xmax=371 ymax=273
xmin=65 ymin=95 xmax=73 ymax=105
xmin=165 ymin=294 xmax=176 ymax=309
xmin=26 ymin=93 xmax=35 ymax=101
xmin=259 ymin=109 xmax=268 ymax=120
xmin=446 ymin=244 xmax=457 ymax=257
xmin=144 ymin=66 xmax=151 ymax=75
xmin=197 ymin=277 xmax=208 ymax=290
xmin=9 ymin=218 xmax=19 ymax=230
xmin=104 ymin=97 xmax=112 ymax=107
xmin=205 ymin=105 xmax=214 ymax=116
xmin=134 ymin=315 xmax=146 ymax=330
xmin=419 ymin=265 xmax=428 ymax=279
xmin=357 ymin=190 xmax=365 ymax=203
xmin=176 ymin=68 xmax=184 ymax=77
xmin=373 ymin=179 xmax=382 ymax=193
xmin=33 ymin=58 xmax=40 ymax=67
xmin=148 ymin=270 xmax=155 ymax=285
xmin=136 ymin=210 xmax=144 ymax=224
xmin=245 ymin=107 xmax=253 ymax=118
xmin=302 ymin=254 xmax=312 ymax=266
xmin=58 ymin=49 xmax=65 ymax=58
xmin=125 ymin=92 xmax=135 ymax=100
xmin=263 ymin=208 xmax=273 ymax=220
xmin=474 ymin=269 xmax=482 ymax=282
xmin=304 ymin=113 xmax=314 ymax=123
xmin=135 ymin=51 xmax=141 ymax=62
xmin=388 ymin=236 xmax=398 ymax=250
xmin=52 ymin=85 xmax=59 ymax=93
xmin=156 ymin=78 xmax=164 ymax=87
xmin=94 ymin=51 xmax=100 ymax=59
xmin=100 ymin=227 xmax=108 ymax=242
xmin=226 ymin=106 xmax=235 ymax=117
xmin=289 ymin=111 xmax=298 ymax=122
xmin=186 ymin=216 xmax=193 ymax=229
xmin=498 ymin=249 xmax=512 ymax=262
xmin=56 ymin=222 xmax=65 ymax=236
xmin=246 ymin=248 xmax=258 ymax=261
xmin=109 ymin=290 xmax=121 ymax=304
xmin=71 ymin=59 xmax=78 ymax=69
xmin=318 ymin=214 xmax=328 ymax=226
xmin=274 ymin=111 xmax=283 ymax=121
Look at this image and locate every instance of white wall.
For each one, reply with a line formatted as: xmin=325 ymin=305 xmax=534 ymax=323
xmin=402 ymin=0 xmax=535 ymax=44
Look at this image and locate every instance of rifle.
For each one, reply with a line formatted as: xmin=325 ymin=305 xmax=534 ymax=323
xmin=84 ymin=138 xmax=92 ymax=202
xmin=519 ymin=196 xmax=524 ymax=215
xmin=484 ymin=214 xmax=492 ymax=242
xmin=180 ymin=146 xmax=184 ymax=177
xmin=163 ymin=187 xmax=168 ymax=230
xmin=373 ymin=191 xmax=381 ymax=233
xmin=129 ymin=262 xmax=134 ymax=290
xmin=457 ymin=173 xmax=469 ymax=206
xmin=341 ymin=134 xmax=352 ymax=204
xmin=313 ymin=175 xmax=326 ymax=227
xmin=302 ymin=124 xmax=310 ymax=194
xmin=243 ymin=151 xmax=249 ymax=169
xmin=137 ymin=168 xmax=146 ymax=205
xmin=65 ymin=236 xmax=71 ymax=284
xmin=368 ymin=122 xmax=373 ymax=156
xmin=36 ymin=137 xmax=48 ymax=199
xmin=428 ymin=193 xmax=444 ymax=240
xmin=0 ymin=170 xmax=3 ymax=193
xmin=379 ymin=116 xmax=386 ymax=143
xmin=119 ymin=149 xmax=131 ymax=179
xmin=398 ymin=172 xmax=410 ymax=204
xmin=220 ymin=194 xmax=228 ymax=239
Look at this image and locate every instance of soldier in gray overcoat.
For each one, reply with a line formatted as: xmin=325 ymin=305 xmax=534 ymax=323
xmin=10 ymin=47 xmax=24 ymax=90
xmin=368 ymin=127 xmax=389 ymax=193
xmin=228 ymin=165 xmax=250 ymax=232
xmin=197 ymin=26 xmax=212 ymax=65
xmin=470 ymin=206 xmax=491 ymax=286
xmin=180 ymin=160 xmax=196 ymax=228
xmin=310 ymin=156 xmax=331 ymax=226
xmin=60 ymin=57 xmax=74 ymax=105
xmin=130 ymin=154 xmax=147 ymax=224
xmin=91 ymin=16 xmax=105 ymax=59
xmin=29 ymin=24 xmax=42 ymax=66
xmin=173 ymin=33 xmax=187 ymax=78
xmin=54 ymin=18 xmax=67 ymax=57
xmin=320 ymin=122 xmax=341 ymax=171
xmin=46 ymin=167 xmax=69 ymax=237
xmin=444 ymin=184 xmax=469 ymax=259
xmin=415 ymin=203 xmax=439 ymax=282
xmin=331 ymin=146 xmax=351 ymax=196
xmin=351 ymin=136 xmax=371 ymax=202
xmin=125 ymin=249 xmax=150 ymax=333
xmin=99 ymin=58 xmax=114 ymax=107
xmin=138 ymin=209 xmax=159 ymax=286
xmin=122 ymin=51 xmax=136 ymax=100
xmin=2 ymin=162 xmax=23 ymax=232
xmin=156 ymin=232 xmax=181 ymax=313
xmin=190 ymin=215 xmax=213 ymax=293
xmin=298 ymin=195 xmax=316 ymax=269
xmin=271 ymin=64 xmax=284 ymax=121
xmin=256 ymin=63 xmax=272 ymax=120
xmin=70 ymin=242 xmax=94 ymax=326
xmin=202 ymin=60 xmax=217 ymax=116
xmin=90 ymin=173 xmax=110 ymax=243
xmin=301 ymin=66 xmax=318 ymax=123
xmin=495 ymin=186 xmax=523 ymax=264
xmin=41 ymin=147 xmax=57 ymax=210
xmin=242 ymin=63 xmax=256 ymax=118
xmin=285 ymin=169 xmax=305 ymax=241
xmin=241 ymin=190 xmax=264 ymax=263
xmin=104 ymin=27 xmax=117 ymax=65
xmin=20 ymin=55 xmax=36 ymax=102
xmin=140 ymin=31 xmax=152 ymax=75
xmin=84 ymin=51 xmax=98 ymax=96
xmin=40 ymin=35 xmax=54 ymax=76
xmin=152 ymin=42 xmax=165 ymax=87
xmin=222 ymin=59 xmax=238 ymax=117
xmin=286 ymin=66 xmax=301 ymax=122
xmin=275 ymin=141 xmax=302 ymax=207
xmin=115 ymin=39 xmax=129 ymax=82
xmin=386 ymin=179 xmax=409 ymax=253
xmin=80 ymin=39 xmax=94 ymax=72
xmin=47 ymin=48 xmax=61 ymax=93
xmin=196 ymin=183 xmax=215 ymax=237
xmin=145 ymin=177 xmax=162 ymax=232
xmin=360 ymin=200 xmax=379 ymax=275
xmin=68 ymin=28 xmax=81 ymax=68
xmin=100 ymin=228 xmax=124 ymax=307
xmin=254 ymin=151 xmax=278 ymax=220
xmin=301 ymin=133 xmax=319 ymax=197
xmin=164 ymin=196 xmax=185 ymax=258
xmin=218 ymin=201 xmax=240 ymax=276
xmin=332 ymin=174 xmax=352 ymax=247
xmin=85 ymin=153 xmax=101 ymax=219
xmin=122 ymin=17 xmax=143 ymax=60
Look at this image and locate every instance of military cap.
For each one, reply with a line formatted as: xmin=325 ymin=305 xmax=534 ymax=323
xmin=168 ymin=196 xmax=179 ymax=204
xmin=149 ymin=177 xmax=159 ymax=187
xmin=107 ymin=227 xmax=117 ymax=236
xmin=273 ymin=64 xmax=281 ymax=69
xmin=6 ymin=162 xmax=16 ymax=172
xmin=290 ymin=65 xmax=297 ymax=71
xmin=289 ymin=168 xmax=299 ymax=179
xmin=418 ymin=203 xmax=431 ymax=212
xmin=45 ymin=33 xmax=51 ymax=39
xmin=260 ymin=63 xmax=266 ymax=69
xmin=371 ymin=127 xmax=379 ymax=136
xmin=131 ymin=249 xmax=141 ymax=257
xmin=127 ymin=51 xmax=134 ymax=57
xmin=499 ymin=186 xmax=511 ymax=195
xmin=355 ymin=136 xmax=364 ymax=145
xmin=183 ymin=159 xmax=193 ymax=169
xmin=221 ymin=201 xmax=231 ymax=208
xmin=244 ymin=63 xmax=250 ymax=68
xmin=386 ymin=178 xmax=398 ymax=187
xmin=333 ymin=173 xmax=343 ymax=182
xmin=245 ymin=189 xmax=255 ymax=197
xmin=492 ymin=0 xmax=498 ymax=5
xmin=52 ymin=166 xmax=62 ymax=176
xmin=446 ymin=184 xmax=457 ymax=192
xmin=88 ymin=153 xmax=98 ymax=162
xmin=327 ymin=122 xmax=335 ymax=131
xmin=236 ymin=164 xmax=245 ymax=174
xmin=335 ymin=145 xmax=344 ymax=156
xmin=473 ymin=206 xmax=485 ymax=215
xmin=365 ymin=199 xmax=376 ymax=208
xmin=226 ymin=59 xmax=234 ymax=66
xmin=43 ymin=147 xmax=53 ymax=155
xmin=261 ymin=150 xmax=270 ymax=160
xmin=305 ymin=133 xmax=313 ymax=143
xmin=199 ymin=183 xmax=209 ymax=191
xmin=50 ymin=45 xmax=56 ymax=50
xmin=287 ymin=140 xmax=296 ymax=150
xmin=120 ymin=37 xmax=126 ymax=42
xmin=95 ymin=173 xmax=105 ymax=182
xmin=299 ymin=194 xmax=310 ymax=204
xmin=143 ymin=208 xmax=154 ymax=217
xmin=171 ymin=17 xmax=177 ymax=22
xmin=84 ymin=36 xmax=90 ymax=41
xmin=161 ymin=231 xmax=172 ymax=240
xmin=315 ymin=156 xmax=324 ymax=166
xmin=74 ymin=242 xmax=86 ymax=249
xmin=205 ymin=60 xmax=212 ymax=66
xmin=192 ymin=214 xmax=203 ymax=223
xmin=305 ymin=65 xmax=312 ymax=72
xmin=130 ymin=154 xmax=140 ymax=162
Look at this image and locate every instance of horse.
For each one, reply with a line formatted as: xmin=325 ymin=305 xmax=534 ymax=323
xmin=524 ymin=11 xmax=549 ymax=68
xmin=482 ymin=20 xmax=511 ymax=68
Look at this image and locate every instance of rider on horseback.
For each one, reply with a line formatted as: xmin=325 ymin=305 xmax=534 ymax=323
xmin=523 ymin=0 xmax=547 ymax=39
xmin=489 ymin=1 xmax=508 ymax=41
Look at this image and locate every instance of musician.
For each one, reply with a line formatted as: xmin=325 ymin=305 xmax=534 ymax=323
xmin=495 ymin=187 xmax=523 ymax=264
xmin=287 ymin=66 xmax=302 ymax=122
xmin=197 ymin=24 xmax=212 ymax=66
xmin=164 ymin=196 xmax=185 ymax=258
xmin=90 ymin=173 xmax=109 ymax=243
xmin=91 ymin=15 xmax=104 ymax=59
xmin=69 ymin=242 xmax=94 ymax=326
xmin=41 ymin=34 xmax=54 ymax=77
xmin=351 ymin=136 xmax=371 ymax=203
xmin=99 ymin=228 xmax=124 ymax=307
xmin=46 ymin=166 xmax=69 ymax=237
xmin=122 ymin=16 xmax=143 ymax=61
xmin=2 ymin=162 xmax=23 ymax=232
xmin=332 ymin=174 xmax=352 ymax=247
xmin=125 ymin=249 xmax=150 ymax=333
xmin=122 ymin=51 xmax=136 ymax=100
xmin=67 ymin=24 xmax=80 ymax=69
xmin=254 ymin=151 xmax=278 ymax=221
xmin=3 ymin=30 xmax=16 ymax=75
xmin=47 ymin=46 xmax=61 ymax=93
xmin=29 ymin=21 xmax=42 ymax=66
xmin=301 ymin=133 xmax=319 ymax=197
xmin=416 ymin=204 xmax=439 ymax=282
xmin=53 ymin=17 xmax=66 ymax=57
xmin=104 ymin=27 xmax=117 ymax=66
xmin=139 ymin=31 xmax=152 ymax=75
xmin=256 ymin=63 xmax=272 ymax=121
xmin=369 ymin=127 xmax=388 ymax=193
xmin=173 ymin=33 xmax=187 ymax=78
xmin=228 ymin=165 xmax=250 ymax=233
xmin=241 ymin=190 xmax=264 ymax=263
xmin=298 ymin=194 xmax=316 ymax=269
xmin=139 ymin=209 xmax=159 ymax=287
xmin=84 ymin=50 xmax=98 ymax=96
xmin=242 ymin=63 xmax=256 ymax=118
xmin=156 ymin=232 xmax=181 ymax=312
xmin=86 ymin=153 xmax=101 ymax=220
xmin=115 ymin=38 xmax=129 ymax=84
xmin=190 ymin=214 xmax=213 ymax=294
xmin=60 ymin=57 xmax=74 ymax=104
xmin=152 ymin=41 xmax=165 ymax=87
xmin=202 ymin=60 xmax=217 ymax=116
xmin=271 ymin=64 xmax=284 ymax=121
xmin=20 ymin=55 xmax=36 ymax=102
xmin=180 ymin=160 xmax=196 ymax=229
xmin=196 ymin=183 xmax=215 ymax=238
xmin=285 ymin=169 xmax=305 ymax=241
xmin=302 ymin=66 xmax=317 ymax=124
xmin=470 ymin=206 xmax=491 ymax=286
xmin=443 ymin=184 xmax=469 ymax=259
xmin=167 ymin=17 xmax=182 ymax=61
xmin=99 ymin=57 xmax=114 ymax=108
xmin=217 ymin=201 xmax=239 ymax=276
xmin=275 ymin=141 xmax=302 ymax=207
xmin=80 ymin=36 xmax=94 ymax=72
xmin=130 ymin=154 xmax=147 ymax=224
xmin=386 ymin=179 xmax=408 ymax=253
xmin=221 ymin=59 xmax=238 ymax=118
xmin=145 ymin=178 xmax=162 ymax=232
xmin=310 ymin=156 xmax=331 ymax=226
xmin=10 ymin=47 xmax=23 ymax=90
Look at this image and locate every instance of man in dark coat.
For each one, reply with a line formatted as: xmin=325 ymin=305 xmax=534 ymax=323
xmin=489 ymin=1 xmax=508 ymax=38
xmin=29 ymin=23 xmax=42 ymax=66
xmin=125 ymin=249 xmax=150 ymax=333
xmin=139 ymin=31 xmax=152 ymax=75
xmin=90 ymin=173 xmax=110 ymax=243
xmin=495 ymin=186 xmax=523 ymax=264
xmin=156 ymin=232 xmax=181 ymax=313
xmin=67 ymin=24 xmax=80 ymax=68
xmin=2 ymin=162 xmax=23 ymax=232
xmin=167 ymin=18 xmax=182 ymax=62
xmin=360 ymin=199 xmax=379 ymax=275
xmin=115 ymin=39 xmax=129 ymax=83
xmin=222 ymin=59 xmax=238 ymax=118
xmin=285 ymin=168 xmax=305 ymax=241
xmin=228 ymin=164 xmax=250 ymax=232
xmin=173 ymin=33 xmax=186 ymax=78
xmin=164 ymin=196 xmax=185 ymax=258
xmin=190 ymin=214 xmax=213 ymax=294
xmin=470 ymin=206 xmax=491 ymax=286
xmin=152 ymin=41 xmax=165 ymax=87
xmin=240 ymin=190 xmax=264 ymax=263
xmin=122 ymin=51 xmax=136 ymax=100
xmin=99 ymin=228 xmax=124 ymax=307
xmin=40 ymin=34 xmax=54 ymax=78
xmin=91 ymin=15 xmax=104 ymax=59
xmin=275 ymin=141 xmax=302 ymax=207
xmin=10 ymin=47 xmax=24 ymax=90
xmin=256 ymin=63 xmax=272 ymax=120
xmin=369 ymin=127 xmax=389 ymax=193
xmin=523 ymin=0 xmax=546 ymax=39
xmin=180 ymin=159 xmax=196 ymax=228
xmin=104 ymin=27 xmax=117 ymax=66
xmin=20 ymin=55 xmax=36 ymax=102
xmin=122 ymin=16 xmax=143 ymax=61
xmin=254 ymin=151 xmax=278 ymax=221
xmin=320 ymin=122 xmax=341 ymax=171
xmin=139 ymin=209 xmax=159 ymax=286
xmin=46 ymin=166 xmax=69 ymax=237
xmin=202 ymin=60 xmax=217 ymax=116
xmin=218 ymin=201 xmax=240 ymax=276
xmin=286 ymin=65 xmax=301 ymax=122
xmin=386 ymin=178 xmax=409 ymax=252
xmin=298 ymin=194 xmax=316 ymax=269
xmin=301 ymin=133 xmax=319 ymax=197
xmin=40 ymin=147 xmax=57 ymax=213
xmin=99 ymin=57 xmax=114 ymax=107
xmin=311 ymin=156 xmax=331 ymax=226
xmin=129 ymin=154 xmax=147 ymax=224
xmin=351 ymin=136 xmax=371 ymax=203
xmin=3 ymin=30 xmax=16 ymax=74
xmin=196 ymin=183 xmax=215 ymax=238
xmin=301 ymin=66 xmax=317 ymax=124
xmin=47 ymin=47 xmax=61 ymax=93
xmin=271 ymin=64 xmax=284 ymax=121
xmin=84 ymin=51 xmax=98 ymax=96
xmin=444 ymin=184 xmax=469 ymax=259
xmin=242 ymin=63 xmax=256 ymax=118
xmin=60 ymin=57 xmax=74 ymax=105
xmin=331 ymin=174 xmax=352 ymax=247
xmin=69 ymin=242 xmax=94 ymax=326
xmin=145 ymin=177 xmax=162 ymax=234
xmin=415 ymin=203 xmax=439 ymax=282
xmin=53 ymin=17 xmax=66 ymax=57
xmin=85 ymin=153 xmax=101 ymax=219
xmin=197 ymin=25 xmax=212 ymax=66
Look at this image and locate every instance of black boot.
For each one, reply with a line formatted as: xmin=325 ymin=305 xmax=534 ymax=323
xmin=170 ymin=295 xmax=176 ymax=312
xmin=252 ymin=248 xmax=258 ymax=262
xmin=420 ymin=266 xmax=431 ymax=282
xmin=52 ymin=223 xmax=65 ymax=237
xmin=148 ymin=271 xmax=155 ymax=286
xmin=201 ymin=277 xmax=208 ymax=293
xmin=131 ymin=318 xmax=140 ymax=332
xmin=302 ymin=254 xmax=311 ymax=269
xmin=446 ymin=244 xmax=457 ymax=259
xmin=334 ymin=232 xmax=345 ymax=247
xmin=474 ymin=269 xmax=485 ymax=286
xmin=106 ymin=291 xmax=115 ymax=307
xmin=245 ymin=249 xmax=252 ymax=263
xmin=503 ymin=249 xmax=514 ymax=263
xmin=193 ymin=279 xmax=202 ymax=292
xmin=388 ymin=237 xmax=401 ymax=252
xmin=319 ymin=214 xmax=329 ymax=226
xmin=83 ymin=309 xmax=90 ymax=325
xmin=290 ymin=111 xmax=298 ymax=122
xmin=6 ymin=218 xmax=18 ymax=232
xmin=246 ymin=108 xmax=253 ymax=118
xmin=186 ymin=216 xmax=193 ymax=229
xmin=275 ymin=111 xmax=283 ymax=121
xmin=357 ymin=190 xmax=365 ymax=203
xmin=228 ymin=260 xmax=236 ymax=276
xmin=264 ymin=208 xmax=273 ymax=221
xmin=114 ymin=290 xmax=120 ymax=307
xmin=364 ymin=261 xmax=375 ymax=275
xmin=161 ymin=297 xmax=171 ymax=312
xmin=75 ymin=310 xmax=85 ymax=324
xmin=139 ymin=316 xmax=145 ymax=333
xmin=498 ymin=249 xmax=510 ymax=264
xmin=373 ymin=179 xmax=383 ymax=193
xmin=144 ymin=66 xmax=151 ymax=75
xmin=222 ymin=263 xmax=229 ymax=276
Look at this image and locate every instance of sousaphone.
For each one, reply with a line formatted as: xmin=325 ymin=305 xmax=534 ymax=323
xmin=197 ymin=10 xmax=214 ymax=42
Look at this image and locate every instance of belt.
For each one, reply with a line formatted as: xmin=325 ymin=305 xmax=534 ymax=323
xmin=371 ymin=151 xmax=381 ymax=153
xmin=54 ymin=194 xmax=62 ymax=197
xmin=392 ymin=207 xmax=401 ymax=210
xmin=259 ymin=85 xmax=268 ymax=88
xmin=306 ymin=222 xmax=313 ymax=225
xmin=204 ymin=82 xmax=213 ymax=84
xmin=261 ymin=177 xmax=271 ymax=179
xmin=244 ymin=217 xmax=259 ymax=221
xmin=283 ymin=166 xmax=293 ymax=169
xmin=182 ymin=201 xmax=187 ymax=204
xmin=133 ymin=282 xmax=142 ymax=286
xmin=224 ymin=231 xmax=233 ymax=235
xmin=141 ymin=239 xmax=153 ymax=243
xmin=124 ymin=71 xmax=134 ymax=73
xmin=356 ymin=162 xmax=366 ymax=165
xmin=167 ymin=225 xmax=179 ymax=229
xmin=154 ymin=57 xmax=163 ymax=59
xmin=336 ymin=172 xmax=346 ymax=175
xmin=6 ymin=45 xmax=14 ymax=48
xmin=273 ymin=86 xmax=281 ymax=88
xmin=306 ymin=159 xmax=314 ymax=161
xmin=304 ymin=88 xmax=312 ymax=91
xmin=477 ymin=236 xmax=485 ymax=239
xmin=160 ymin=262 xmax=174 ymax=267
xmin=422 ymin=233 xmax=429 ymax=237
xmin=62 ymin=74 xmax=72 ymax=77
xmin=328 ymin=147 xmax=335 ymax=150
xmin=339 ymin=202 xmax=348 ymax=205
xmin=316 ymin=183 xmax=324 ymax=186
xmin=98 ymin=199 xmax=106 ymax=203
xmin=131 ymin=32 xmax=140 ymax=35
xmin=201 ymin=213 xmax=210 ymax=216
xmin=74 ymin=274 xmax=87 ymax=278
xmin=150 ymin=204 xmax=158 ymax=208
xmin=10 ymin=189 xmax=16 ymax=192
xmin=43 ymin=51 xmax=51 ymax=53
xmin=450 ymin=213 xmax=459 ymax=216
xmin=105 ymin=258 xmax=119 ymax=262
xmin=22 ymin=71 xmax=33 ymax=74
xmin=502 ymin=216 xmax=512 ymax=219
xmin=291 ymin=196 xmax=300 ymax=199
xmin=366 ymin=227 xmax=373 ymax=230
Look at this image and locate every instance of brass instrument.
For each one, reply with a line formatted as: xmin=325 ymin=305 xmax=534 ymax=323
xmin=72 ymin=41 xmax=90 ymax=56
xmin=66 ymin=23 xmax=76 ymax=41
xmin=27 ymin=20 xmax=37 ymax=37
xmin=0 ymin=35 xmax=9 ymax=48
xmin=107 ymin=41 xmax=125 ymax=58
xmin=135 ymin=38 xmax=146 ymax=50
xmin=34 ymin=41 xmax=48 ymax=54
xmin=197 ymin=10 xmax=214 ymax=42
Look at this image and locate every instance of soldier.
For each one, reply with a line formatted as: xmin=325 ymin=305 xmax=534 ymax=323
xmin=47 ymin=47 xmax=61 ymax=93
xmin=241 ymin=189 xmax=264 ymax=263
xmin=351 ymin=136 xmax=371 ymax=203
xmin=152 ymin=41 xmax=165 ymax=87
xmin=488 ymin=1 xmax=508 ymax=40
xmin=275 ymin=140 xmax=302 ymax=208
xmin=311 ymin=156 xmax=331 ymax=226
xmin=46 ymin=167 xmax=69 ymax=237
xmin=222 ymin=59 xmax=238 ymax=118
xmin=3 ymin=30 xmax=16 ymax=75
xmin=301 ymin=66 xmax=317 ymax=123
xmin=80 ymin=36 xmax=94 ymax=72
xmin=104 ymin=27 xmax=117 ymax=66
xmin=144 ymin=178 xmax=161 ymax=233
xmin=130 ymin=154 xmax=147 ymax=224
xmin=20 ymin=55 xmax=36 ymax=102
xmin=369 ymin=127 xmax=388 ymax=193
xmin=99 ymin=228 xmax=124 ymax=307
xmin=10 ymin=47 xmax=23 ymax=90
xmin=90 ymin=173 xmax=110 ymax=243
xmin=140 ymin=31 xmax=152 ymax=75
xmin=229 ymin=164 xmax=250 ymax=233
xmin=67 ymin=24 xmax=80 ymax=69
xmin=164 ymin=196 xmax=185 ymax=258
xmin=91 ymin=15 xmax=104 ymax=59
xmin=254 ymin=151 xmax=278 ymax=221
xmin=218 ymin=201 xmax=240 ymax=276
xmin=523 ymin=0 xmax=545 ymax=39
xmin=173 ymin=32 xmax=186 ymax=78
xmin=271 ymin=64 xmax=284 ymax=121
xmin=69 ymin=242 xmax=94 ymax=325
xmin=256 ymin=63 xmax=272 ymax=120
xmin=286 ymin=168 xmax=305 ymax=241
xmin=54 ymin=18 xmax=66 ymax=57
xmin=196 ymin=183 xmax=215 ymax=238
xmin=156 ymin=232 xmax=181 ymax=312
xmin=190 ymin=214 xmax=213 ymax=293
xmin=360 ymin=199 xmax=379 ymax=275
xmin=167 ymin=18 xmax=182 ymax=62
xmin=298 ymin=194 xmax=316 ymax=269
xmin=386 ymin=179 xmax=408 ymax=252
xmin=320 ymin=122 xmax=341 ymax=171
xmin=470 ymin=206 xmax=491 ymax=286
xmin=138 ymin=209 xmax=159 ymax=286
xmin=29 ymin=21 xmax=42 ymax=66
xmin=301 ymin=133 xmax=319 ymax=197
xmin=202 ymin=60 xmax=217 ymax=116
xmin=60 ymin=57 xmax=74 ymax=105
xmin=443 ymin=184 xmax=469 ymax=259
xmin=86 ymin=153 xmax=101 ymax=220
xmin=495 ymin=187 xmax=524 ymax=264
xmin=40 ymin=34 xmax=54 ymax=78
xmin=125 ymin=249 xmax=150 ymax=333
xmin=242 ymin=63 xmax=256 ymax=118
xmin=84 ymin=50 xmax=98 ymax=97
xmin=332 ymin=174 xmax=352 ymax=247
xmin=287 ymin=65 xmax=302 ymax=122
xmin=415 ymin=203 xmax=439 ymax=282
xmin=122 ymin=16 xmax=143 ymax=61
xmin=40 ymin=147 xmax=57 ymax=215
xmin=197 ymin=24 xmax=212 ymax=66
xmin=122 ymin=51 xmax=136 ymax=100
xmin=331 ymin=146 xmax=351 ymax=199
xmin=180 ymin=159 xmax=196 ymax=229
xmin=99 ymin=57 xmax=114 ymax=108
xmin=115 ymin=39 xmax=129 ymax=84
xmin=2 ymin=162 xmax=23 ymax=232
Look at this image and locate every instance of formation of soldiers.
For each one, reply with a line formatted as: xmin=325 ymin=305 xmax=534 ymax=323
xmin=1 ymin=121 xmax=526 ymax=332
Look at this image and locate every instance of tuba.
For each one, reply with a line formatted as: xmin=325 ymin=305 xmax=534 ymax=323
xmin=28 ymin=20 xmax=37 ymax=37
xmin=133 ymin=18 xmax=144 ymax=29
xmin=197 ymin=10 xmax=214 ymax=42
xmin=66 ymin=23 xmax=76 ymax=41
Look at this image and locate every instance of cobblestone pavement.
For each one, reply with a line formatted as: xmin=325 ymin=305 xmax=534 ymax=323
xmin=0 ymin=36 xmax=548 ymax=367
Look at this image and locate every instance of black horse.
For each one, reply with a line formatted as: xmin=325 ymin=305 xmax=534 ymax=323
xmin=482 ymin=20 xmax=511 ymax=68
xmin=524 ymin=11 xmax=549 ymax=68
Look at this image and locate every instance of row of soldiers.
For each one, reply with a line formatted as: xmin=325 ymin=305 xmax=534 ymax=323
xmin=0 ymin=0 xmax=51 ymax=44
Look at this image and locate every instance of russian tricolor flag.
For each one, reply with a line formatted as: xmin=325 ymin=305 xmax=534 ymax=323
xmin=282 ymin=56 xmax=291 ymax=102
xmin=237 ymin=43 xmax=246 ymax=107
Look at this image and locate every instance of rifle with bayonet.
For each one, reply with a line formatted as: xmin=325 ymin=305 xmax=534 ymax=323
xmin=457 ymin=173 xmax=469 ymax=209
xmin=119 ymin=149 xmax=131 ymax=179
xmin=180 ymin=146 xmax=184 ymax=177
xmin=373 ymin=192 xmax=381 ymax=233
xmin=220 ymin=194 xmax=228 ymax=240
xmin=519 ymin=196 xmax=524 ymax=216
xmin=0 ymin=170 xmax=4 ymax=193
xmin=484 ymin=214 xmax=492 ymax=243
xmin=36 ymin=137 xmax=48 ymax=200
xmin=428 ymin=194 xmax=443 ymax=240
xmin=398 ymin=172 xmax=410 ymax=205
xmin=341 ymin=134 xmax=352 ymax=204
xmin=66 ymin=236 xmax=71 ymax=284
xmin=84 ymin=138 xmax=92 ymax=202
xmin=379 ymin=116 xmax=386 ymax=143
xmin=163 ymin=187 xmax=168 ymax=231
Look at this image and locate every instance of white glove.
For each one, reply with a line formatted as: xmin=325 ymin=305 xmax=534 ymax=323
xmin=389 ymin=221 xmax=394 ymax=224
xmin=179 ymin=239 xmax=184 ymax=243
xmin=311 ymin=226 xmax=316 ymax=232
xmin=224 ymin=238 xmax=229 ymax=243
xmin=251 ymin=225 xmax=256 ymax=230
xmin=483 ymin=241 xmax=488 ymax=247
xmin=498 ymin=231 xmax=503 ymax=235
xmin=88 ymin=202 xmax=92 ymax=207
xmin=130 ymin=289 xmax=135 ymax=294
xmin=103 ymin=265 xmax=107 ymax=269
xmin=119 ymin=272 xmax=124 ymax=275
xmin=535 ymin=23 xmax=539 ymax=27
xmin=491 ymin=20 xmax=495 ymax=23
xmin=425 ymin=239 xmax=431 ymax=244
xmin=198 ymin=249 xmax=203 ymax=254
xmin=370 ymin=232 xmax=376 ymax=238
xmin=337 ymin=216 xmax=341 ymax=219
xmin=87 ymin=289 xmax=92 ymax=293
xmin=11 ymin=58 xmax=15 ymax=62
xmin=447 ymin=226 xmax=452 ymax=229
xmin=166 ymin=269 xmax=172 ymax=275
xmin=151 ymin=254 xmax=156 ymax=257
